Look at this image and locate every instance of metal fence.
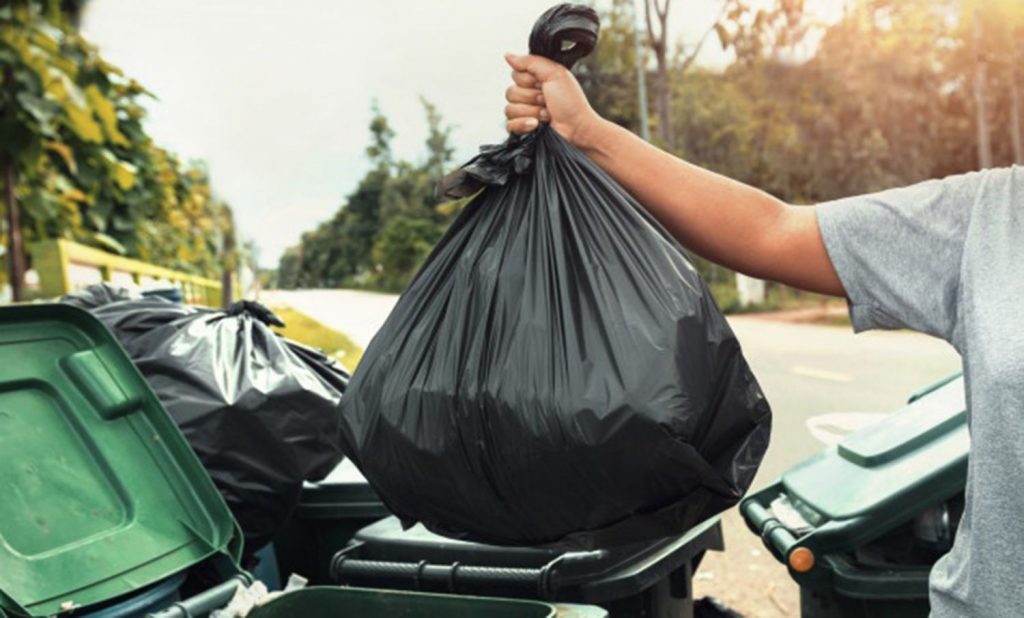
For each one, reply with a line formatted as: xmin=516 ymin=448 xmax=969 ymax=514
xmin=26 ymin=239 xmax=223 ymax=306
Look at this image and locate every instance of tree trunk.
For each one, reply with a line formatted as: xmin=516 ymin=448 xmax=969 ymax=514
xmin=3 ymin=158 xmax=25 ymax=302
xmin=645 ymin=0 xmax=674 ymax=150
xmin=1010 ymin=40 xmax=1024 ymax=165
xmin=973 ymin=12 xmax=993 ymax=169
xmin=221 ymin=223 xmax=235 ymax=308
xmin=655 ymin=54 xmax=673 ymax=149
xmin=631 ymin=0 xmax=651 ymax=141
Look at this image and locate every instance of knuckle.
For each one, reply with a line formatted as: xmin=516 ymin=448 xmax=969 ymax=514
xmin=513 ymin=72 xmax=534 ymax=87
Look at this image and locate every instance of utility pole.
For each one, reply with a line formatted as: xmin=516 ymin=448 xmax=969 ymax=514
xmin=1010 ymin=33 xmax=1024 ymax=165
xmin=631 ymin=0 xmax=651 ymax=141
xmin=1011 ymin=67 xmax=1023 ymax=164
xmin=3 ymin=158 xmax=24 ymax=302
xmin=973 ymin=9 xmax=993 ymax=169
xmin=220 ymin=208 xmax=235 ymax=307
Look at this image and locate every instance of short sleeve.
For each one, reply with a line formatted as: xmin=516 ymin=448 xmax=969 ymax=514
xmin=815 ymin=170 xmax=988 ymax=346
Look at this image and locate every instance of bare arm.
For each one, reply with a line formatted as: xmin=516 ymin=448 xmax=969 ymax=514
xmin=503 ymin=53 xmax=845 ymax=297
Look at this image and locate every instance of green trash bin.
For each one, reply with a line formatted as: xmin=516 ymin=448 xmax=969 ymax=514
xmin=0 ymin=304 xmax=606 ymax=618
xmin=272 ymin=459 xmax=391 ymax=584
xmin=0 ymin=304 xmax=247 ymax=618
xmin=248 ymin=586 xmax=607 ymax=618
xmin=740 ymin=374 xmax=967 ymax=618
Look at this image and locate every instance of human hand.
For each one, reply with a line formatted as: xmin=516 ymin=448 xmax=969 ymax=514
xmin=503 ymin=53 xmax=602 ymax=147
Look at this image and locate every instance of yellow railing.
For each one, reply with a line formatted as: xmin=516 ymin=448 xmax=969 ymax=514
xmin=29 ymin=239 xmax=223 ymax=306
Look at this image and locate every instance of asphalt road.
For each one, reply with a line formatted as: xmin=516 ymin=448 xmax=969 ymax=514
xmin=728 ymin=315 xmax=962 ymax=487
xmin=266 ymin=289 xmax=963 ymax=616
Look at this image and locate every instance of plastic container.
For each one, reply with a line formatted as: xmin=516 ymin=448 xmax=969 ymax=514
xmin=0 ymin=304 xmax=244 ymax=618
xmin=247 ymin=587 xmax=607 ymax=618
xmin=273 ymin=459 xmax=391 ymax=583
xmin=330 ymin=515 xmax=722 ymax=618
xmin=740 ymin=374 xmax=967 ymax=618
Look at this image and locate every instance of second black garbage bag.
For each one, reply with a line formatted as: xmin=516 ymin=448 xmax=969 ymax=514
xmin=64 ymin=287 xmax=350 ymax=553
xmin=341 ymin=3 xmax=772 ymax=548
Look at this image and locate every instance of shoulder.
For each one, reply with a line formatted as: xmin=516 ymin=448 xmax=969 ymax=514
xmin=937 ymin=166 xmax=1022 ymax=205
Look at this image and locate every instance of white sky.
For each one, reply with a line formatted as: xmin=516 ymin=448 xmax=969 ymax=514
xmin=80 ymin=1 xmax=839 ymax=266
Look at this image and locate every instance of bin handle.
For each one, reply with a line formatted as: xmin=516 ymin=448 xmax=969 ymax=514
xmin=331 ymin=556 xmax=561 ymax=599
xmin=741 ymin=500 xmax=799 ymax=561
xmin=145 ymin=574 xmax=251 ymax=618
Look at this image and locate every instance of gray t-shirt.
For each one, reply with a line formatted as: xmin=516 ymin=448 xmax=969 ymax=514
xmin=817 ymin=166 xmax=1024 ymax=617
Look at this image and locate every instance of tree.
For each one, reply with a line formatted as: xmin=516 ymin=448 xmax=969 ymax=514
xmin=958 ymin=0 xmax=1024 ymax=167
xmin=422 ymin=96 xmax=454 ymax=182
xmin=0 ymin=2 xmax=235 ymax=300
xmin=276 ymin=245 xmax=302 ymax=289
xmin=370 ymin=216 xmax=443 ymax=290
xmin=280 ymin=99 xmax=457 ymax=291
xmin=366 ymin=99 xmax=394 ymax=167
xmin=971 ymin=8 xmax=993 ymax=169
xmin=643 ymin=0 xmax=672 ymax=148
xmin=576 ymin=0 xmax=644 ymax=134
xmin=642 ymin=0 xmax=725 ymax=151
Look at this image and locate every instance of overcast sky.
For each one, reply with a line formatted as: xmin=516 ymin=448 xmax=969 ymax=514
xmin=80 ymin=1 xmax=828 ymax=267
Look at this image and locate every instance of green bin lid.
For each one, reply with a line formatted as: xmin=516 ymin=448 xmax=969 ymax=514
xmin=0 ymin=304 xmax=242 ymax=617
xmin=782 ymin=376 xmax=967 ymax=521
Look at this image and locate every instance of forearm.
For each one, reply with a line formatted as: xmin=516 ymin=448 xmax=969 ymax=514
xmin=576 ymin=119 xmax=844 ymax=296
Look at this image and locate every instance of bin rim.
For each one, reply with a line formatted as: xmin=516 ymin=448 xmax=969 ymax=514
xmin=332 ymin=515 xmax=723 ymax=603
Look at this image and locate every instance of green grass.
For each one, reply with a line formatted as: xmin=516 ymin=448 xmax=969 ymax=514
xmin=270 ymin=305 xmax=364 ymax=370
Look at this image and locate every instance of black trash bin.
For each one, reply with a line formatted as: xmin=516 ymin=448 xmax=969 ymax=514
xmin=273 ymin=459 xmax=392 ymax=584
xmin=329 ymin=515 xmax=723 ymax=618
xmin=741 ymin=374 xmax=967 ymax=618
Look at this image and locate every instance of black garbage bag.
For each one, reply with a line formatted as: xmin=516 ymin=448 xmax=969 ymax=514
xmin=340 ymin=4 xmax=772 ymax=548
xmin=62 ymin=289 xmax=349 ymax=551
xmin=60 ymin=281 xmax=140 ymax=309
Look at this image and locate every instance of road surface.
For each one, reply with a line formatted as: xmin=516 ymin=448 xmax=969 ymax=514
xmin=266 ymin=288 xmax=962 ymax=616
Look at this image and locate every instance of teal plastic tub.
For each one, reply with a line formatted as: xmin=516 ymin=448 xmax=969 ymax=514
xmin=741 ymin=374 xmax=967 ymax=618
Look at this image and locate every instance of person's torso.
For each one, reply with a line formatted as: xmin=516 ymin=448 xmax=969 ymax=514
xmin=930 ymin=168 xmax=1024 ymax=617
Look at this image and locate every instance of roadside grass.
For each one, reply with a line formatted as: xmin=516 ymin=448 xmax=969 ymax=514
xmin=270 ymin=304 xmax=364 ymax=370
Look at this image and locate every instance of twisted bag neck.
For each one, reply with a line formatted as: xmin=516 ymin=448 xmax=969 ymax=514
xmin=439 ymin=3 xmax=599 ymax=199
xmin=528 ymin=3 xmax=599 ymax=70
xmin=222 ymin=300 xmax=286 ymax=327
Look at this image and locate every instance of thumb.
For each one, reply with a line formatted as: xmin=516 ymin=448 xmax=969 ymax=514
xmin=504 ymin=53 xmax=563 ymax=82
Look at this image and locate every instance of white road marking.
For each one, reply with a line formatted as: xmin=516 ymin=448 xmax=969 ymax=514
xmin=805 ymin=412 xmax=889 ymax=446
xmin=791 ymin=366 xmax=854 ymax=383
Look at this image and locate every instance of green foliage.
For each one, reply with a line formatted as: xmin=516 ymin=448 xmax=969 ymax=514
xmin=270 ymin=304 xmax=364 ymax=370
xmin=276 ymin=99 xmax=458 ymax=291
xmin=0 ymin=1 xmax=234 ymax=279
xmin=575 ymin=0 xmax=643 ymax=134
xmin=370 ymin=215 xmax=444 ymax=291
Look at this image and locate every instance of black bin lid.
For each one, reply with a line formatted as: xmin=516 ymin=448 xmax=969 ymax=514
xmin=333 ymin=515 xmax=723 ymax=603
